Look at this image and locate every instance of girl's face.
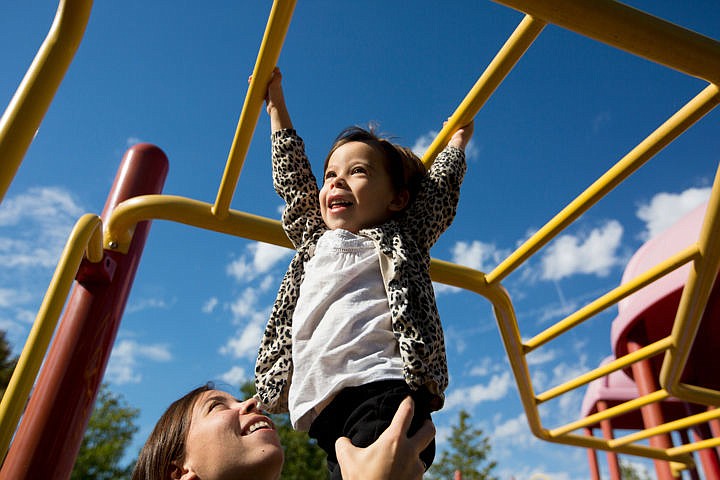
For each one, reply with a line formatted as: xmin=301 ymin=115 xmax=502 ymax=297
xmin=175 ymin=391 xmax=283 ymax=480
xmin=320 ymin=141 xmax=408 ymax=233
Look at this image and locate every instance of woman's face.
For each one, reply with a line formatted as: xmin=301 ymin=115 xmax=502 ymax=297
xmin=176 ymin=390 xmax=283 ymax=480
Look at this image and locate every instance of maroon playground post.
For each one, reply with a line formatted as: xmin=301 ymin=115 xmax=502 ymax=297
xmin=0 ymin=144 xmax=168 ymax=479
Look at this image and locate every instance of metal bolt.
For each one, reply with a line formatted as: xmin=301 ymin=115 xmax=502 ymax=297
xmin=108 ymin=241 xmax=118 ymax=249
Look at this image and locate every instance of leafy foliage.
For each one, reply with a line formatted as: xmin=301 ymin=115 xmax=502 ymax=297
xmin=241 ymin=381 xmax=329 ymax=479
xmin=70 ymin=384 xmax=140 ymax=480
xmin=0 ymin=330 xmax=18 ymax=399
xmin=620 ymin=460 xmax=652 ymax=480
xmin=426 ymin=409 xmax=497 ymax=480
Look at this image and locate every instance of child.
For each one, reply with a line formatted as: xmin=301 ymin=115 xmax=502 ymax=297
xmin=254 ymin=67 xmax=473 ymax=478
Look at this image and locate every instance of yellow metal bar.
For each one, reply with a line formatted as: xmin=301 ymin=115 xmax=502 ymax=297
xmin=429 ymin=258 xmax=489 ymax=294
xmin=542 ymin=431 xmax=693 ymax=465
xmin=0 ymin=0 xmax=93 ymax=204
xmin=550 ymin=389 xmax=670 ymax=438
xmin=492 ymin=0 xmax=720 ymax=84
xmin=105 ymin=195 xmax=293 ymax=253
xmin=664 ymin=382 xmax=720 ymax=409
xmin=661 ymin=161 xmax=720 ymax=404
xmin=0 ymin=214 xmax=102 ymax=461
xmin=609 ymin=407 xmax=720 ymax=448
xmin=525 ymin=245 xmax=699 ymax=351
xmin=422 ymin=15 xmax=545 ymax=167
xmin=487 ymin=84 xmax=720 ymax=285
xmin=212 ymin=0 xmax=296 ymax=219
xmin=669 ymin=437 xmax=720 ymax=457
xmin=482 ymin=284 xmax=549 ymax=438
xmin=536 ymin=337 xmax=674 ymax=404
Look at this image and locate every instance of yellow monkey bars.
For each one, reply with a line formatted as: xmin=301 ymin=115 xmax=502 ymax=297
xmin=1 ymin=0 xmax=719 ymax=472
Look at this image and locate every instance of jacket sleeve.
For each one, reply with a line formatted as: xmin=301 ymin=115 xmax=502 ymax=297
xmin=405 ymin=145 xmax=467 ymax=249
xmin=271 ymin=129 xmax=325 ymax=248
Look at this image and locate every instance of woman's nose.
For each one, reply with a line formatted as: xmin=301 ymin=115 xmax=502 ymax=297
xmin=237 ymin=397 xmax=260 ymax=415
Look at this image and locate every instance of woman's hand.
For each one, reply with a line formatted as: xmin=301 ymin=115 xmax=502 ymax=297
xmin=335 ymin=397 xmax=435 ymax=480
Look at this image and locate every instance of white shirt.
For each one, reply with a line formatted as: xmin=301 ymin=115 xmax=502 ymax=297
xmin=288 ymin=229 xmax=404 ymax=431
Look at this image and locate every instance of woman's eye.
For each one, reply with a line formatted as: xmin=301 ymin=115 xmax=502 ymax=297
xmin=209 ymin=402 xmax=224 ymax=412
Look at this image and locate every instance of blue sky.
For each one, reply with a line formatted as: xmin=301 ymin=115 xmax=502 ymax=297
xmin=2 ymin=1 xmax=719 ymax=478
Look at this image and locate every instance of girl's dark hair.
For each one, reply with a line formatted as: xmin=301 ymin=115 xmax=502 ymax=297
xmin=131 ymin=383 xmax=215 ymax=480
xmin=323 ymin=126 xmax=427 ymax=208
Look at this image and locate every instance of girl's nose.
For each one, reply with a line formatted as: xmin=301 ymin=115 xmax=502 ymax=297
xmin=332 ymin=176 xmax=348 ymax=189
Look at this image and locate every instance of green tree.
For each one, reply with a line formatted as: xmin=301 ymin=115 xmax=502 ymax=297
xmin=241 ymin=381 xmax=329 ymax=479
xmin=0 ymin=330 xmax=18 ymax=398
xmin=71 ymin=384 xmax=140 ymax=480
xmin=426 ymin=409 xmax=497 ymax=480
xmin=620 ymin=460 xmax=652 ymax=480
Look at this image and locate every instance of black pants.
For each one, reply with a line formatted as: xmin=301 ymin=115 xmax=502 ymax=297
xmin=308 ymin=379 xmax=435 ymax=480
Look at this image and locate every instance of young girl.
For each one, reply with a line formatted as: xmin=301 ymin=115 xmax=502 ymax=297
xmin=254 ymin=68 xmax=473 ymax=478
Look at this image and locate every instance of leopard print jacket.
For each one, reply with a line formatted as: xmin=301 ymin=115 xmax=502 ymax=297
xmin=254 ymin=129 xmax=466 ymax=414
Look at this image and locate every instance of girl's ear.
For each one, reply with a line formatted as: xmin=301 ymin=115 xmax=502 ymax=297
xmin=389 ymin=189 xmax=410 ymax=212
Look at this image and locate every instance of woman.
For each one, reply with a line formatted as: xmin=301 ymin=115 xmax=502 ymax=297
xmin=132 ymin=384 xmax=434 ymax=480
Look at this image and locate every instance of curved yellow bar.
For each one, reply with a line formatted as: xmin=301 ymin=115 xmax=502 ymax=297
xmin=106 ymin=194 xmax=293 ymax=254
xmin=212 ymin=0 xmax=297 ymax=219
xmin=0 ymin=213 xmax=102 ymax=461
xmin=0 ymin=0 xmax=93 ymax=203
xmin=660 ymin=161 xmax=720 ymax=405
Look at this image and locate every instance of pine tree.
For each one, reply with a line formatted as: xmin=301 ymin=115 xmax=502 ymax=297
xmin=427 ymin=409 xmax=497 ymax=480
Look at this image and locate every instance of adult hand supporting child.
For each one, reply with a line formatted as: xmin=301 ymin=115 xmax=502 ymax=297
xmin=335 ymin=397 xmax=435 ymax=480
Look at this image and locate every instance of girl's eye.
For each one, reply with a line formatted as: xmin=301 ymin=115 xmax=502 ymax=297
xmin=324 ymin=171 xmax=336 ymax=180
xmin=352 ymin=167 xmax=366 ymax=175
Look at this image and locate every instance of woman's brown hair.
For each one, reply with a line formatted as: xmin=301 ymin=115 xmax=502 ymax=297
xmin=131 ymin=383 xmax=214 ymax=480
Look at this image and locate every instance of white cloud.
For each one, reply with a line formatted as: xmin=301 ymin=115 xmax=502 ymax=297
xmin=0 ymin=288 xmax=31 ymax=309
xmin=525 ymin=348 xmax=557 ymax=366
xmin=411 ymin=130 xmax=438 ymax=158
xmin=106 ymin=339 xmax=172 ymax=384
xmin=637 ymin=187 xmax=711 ymax=240
xmin=219 ymin=365 xmax=248 ymax=386
xmin=468 ymin=356 xmax=504 ymax=377
xmin=444 ymin=371 xmax=513 ymax=409
xmin=540 ymin=220 xmax=623 ymax=281
xmin=412 ymin=130 xmax=479 ymax=161
xmin=0 ymin=187 xmax=84 ymax=269
xmin=226 ymin=242 xmax=292 ymax=283
xmin=492 ymin=412 xmax=533 ymax=446
xmin=451 ymin=240 xmax=507 ymax=272
xmin=125 ymin=297 xmax=173 ymax=314
xmin=220 ymin=320 xmax=264 ymax=359
xmin=202 ymin=297 xmax=219 ymax=314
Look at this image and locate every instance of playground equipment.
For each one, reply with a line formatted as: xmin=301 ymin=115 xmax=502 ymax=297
xmin=0 ymin=0 xmax=719 ymax=478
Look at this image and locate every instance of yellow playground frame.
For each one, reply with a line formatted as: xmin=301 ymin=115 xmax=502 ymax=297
xmin=1 ymin=0 xmax=719 ymax=473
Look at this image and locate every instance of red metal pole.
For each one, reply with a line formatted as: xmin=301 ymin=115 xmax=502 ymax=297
xmin=583 ymin=427 xmax=602 ymax=480
xmin=597 ymin=401 xmax=621 ymax=480
xmin=627 ymin=340 xmax=677 ymax=480
xmin=0 ymin=144 xmax=168 ymax=479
